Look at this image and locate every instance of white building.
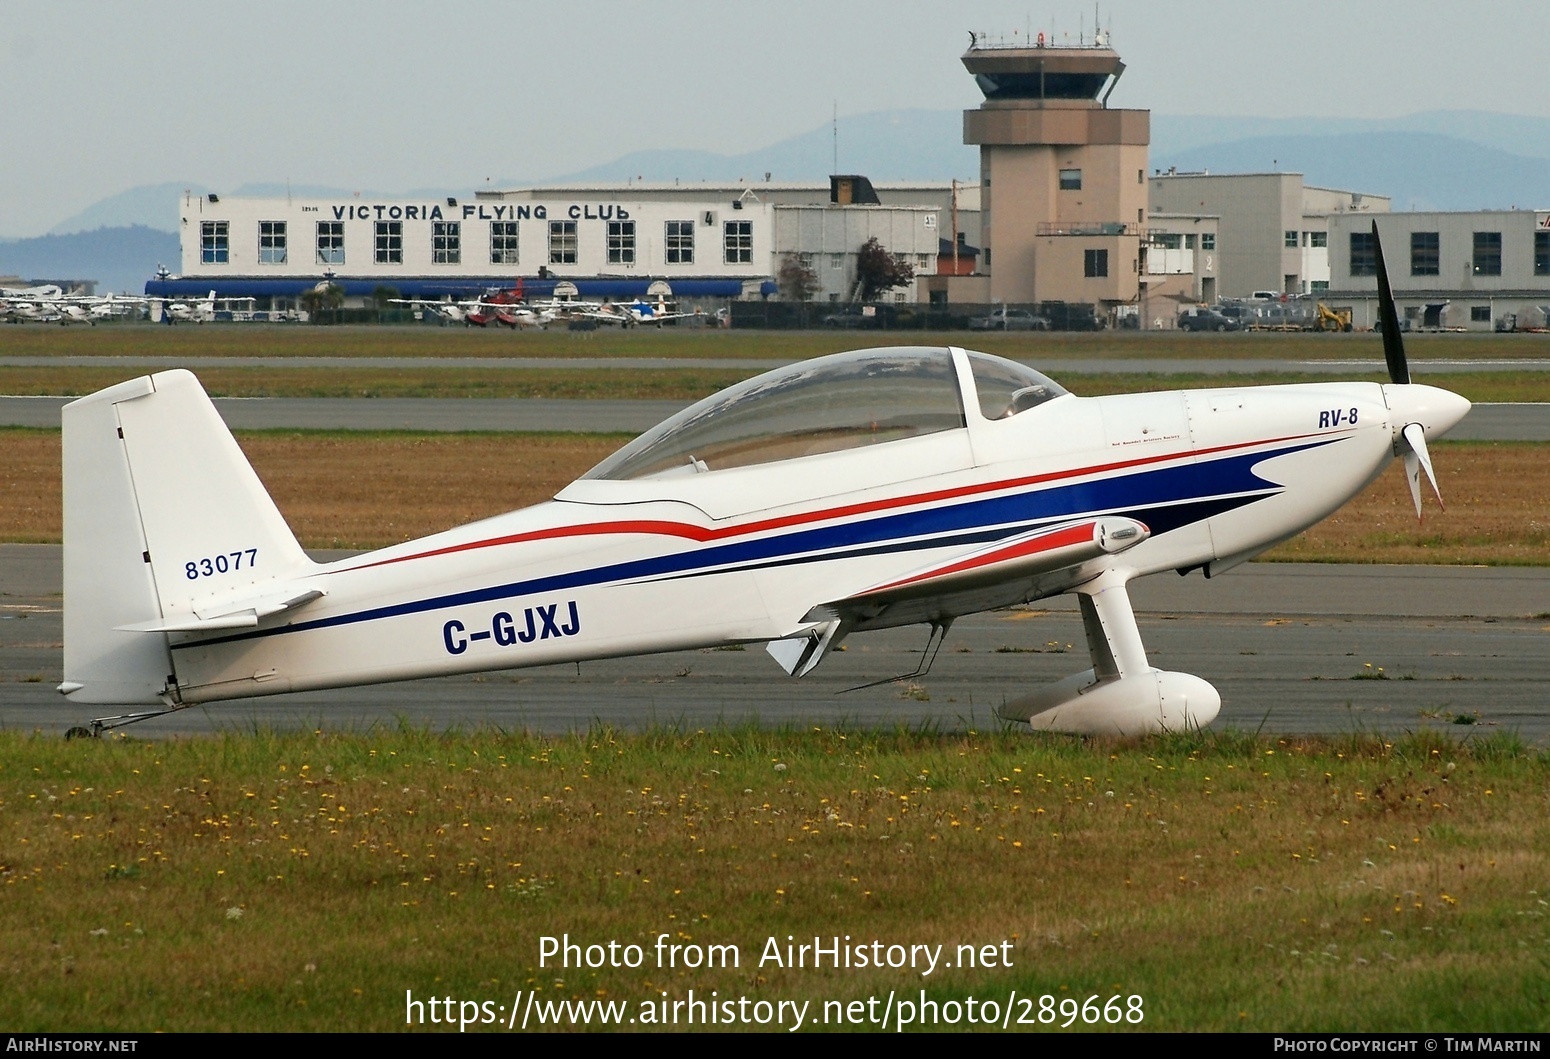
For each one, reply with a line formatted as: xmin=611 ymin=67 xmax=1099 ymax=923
xmin=1326 ymin=210 xmax=1550 ymax=330
xmin=151 ymin=181 xmax=957 ymax=307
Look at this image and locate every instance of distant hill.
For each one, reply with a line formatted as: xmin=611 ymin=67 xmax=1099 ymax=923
xmin=542 ymin=108 xmax=977 ymax=184
xmin=47 ymin=184 xmax=205 ymax=236
xmin=1152 ymin=110 xmax=1550 ymax=162
xmin=1152 ymin=131 xmax=1550 ymax=211
xmin=0 ymin=226 xmax=180 ymax=295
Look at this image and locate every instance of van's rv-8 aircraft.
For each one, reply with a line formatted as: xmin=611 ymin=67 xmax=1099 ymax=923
xmin=59 ymin=225 xmax=1469 ymax=737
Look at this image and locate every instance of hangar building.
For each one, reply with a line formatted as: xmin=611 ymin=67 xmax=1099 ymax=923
xmin=1326 ymin=210 xmax=1550 ymax=330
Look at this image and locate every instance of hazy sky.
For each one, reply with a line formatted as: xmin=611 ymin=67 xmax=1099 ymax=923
xmin=4 ymin=0 xmax=1547 ymax=237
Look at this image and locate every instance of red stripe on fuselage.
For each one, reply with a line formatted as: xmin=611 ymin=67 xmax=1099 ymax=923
xmin=334 ymin=428 xmax=1336 ymax=575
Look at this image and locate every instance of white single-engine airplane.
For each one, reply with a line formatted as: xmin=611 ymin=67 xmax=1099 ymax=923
xmin=59 ymin=226 xmax=1469 ymax=736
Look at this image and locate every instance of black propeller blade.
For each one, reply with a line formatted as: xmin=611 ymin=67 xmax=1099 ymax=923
xmin=1371 ymin=220 xmax=1409 ymax=385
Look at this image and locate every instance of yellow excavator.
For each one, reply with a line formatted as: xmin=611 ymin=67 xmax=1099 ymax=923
xmin=1314 ymin=303 xmax=1353 ymax=332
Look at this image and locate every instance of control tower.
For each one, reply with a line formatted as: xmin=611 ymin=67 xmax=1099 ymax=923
xmin=962 ymin=35 xmax=1149 ymax=309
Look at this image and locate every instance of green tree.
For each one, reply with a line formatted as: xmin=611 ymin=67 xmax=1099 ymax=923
xmin=299 ymin=282 xmax=345 ymax=324
xmin=776 ymin=254 xmax=822 ymax=302
xmin=854 ymin=236 xmax=915 ymax=302
xmin=371 ymin=284 xmax=401 ymax=319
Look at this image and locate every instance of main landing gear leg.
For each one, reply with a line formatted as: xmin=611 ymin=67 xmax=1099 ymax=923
xmin=997 ymin=571 xmax=1221 ymax=735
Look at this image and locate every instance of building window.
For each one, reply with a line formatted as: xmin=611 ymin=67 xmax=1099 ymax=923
xmin=607 ymin=220 xmax=636 ymax=265
xmin=490 ymin=221 xmax=519 ymax=265
xmin=1155 ymin=233 xmax=1182 ymax=250
xmin=1059 ymin=168 xmax=1082 ymax=191
xmin=1471 ymin=305 xmax=1492 ymax=322
xmin=548 ymin=220 xmax=577 ymax=264
xmin=1184 ymin=234 xmax=1196 ymax=250
xmin=375 ymin=221 xmax=403 ymax=264
xmin=665 ymin=220 xmax=694 ymax=264
xmin=1310 ymin=280 xmax=1329 ymax=293
xmin=1349 ymin=231 xmax=1376 ymax=277
xmin=829 ymin=253 xmax=843 ymax=270
xmin=432 ymin=221 xmax=461 ymax=265
xmin=200 ymin=221 xmax=229 ymax=264
xmin=1410 ymin=231 xmax=1440 ymax=276
xmin=258 ymin=221 xmax=286 ymax=265
xmin=723 ymin=220 xmax=753 ymax=264
xmin=1473 ymin=231 xmax=1502 ymax=276
xmin=1083 ymin=248 xmax=1108 ymax=278
xmin=1536 ymin=231 xmax=1550 ymax=276
xmin=1285 ymin=230 xmax=1299 ymax=249
xmin=316 ymin=221 xmax=345 ymax=265
xmin=1309 ymin=231 xmax=1328 ymax=249
xmin=1201 ymin=232 xmax=1216 ymax=251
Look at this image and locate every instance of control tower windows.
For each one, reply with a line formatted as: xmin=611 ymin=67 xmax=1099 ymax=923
xmin=665 ymin=220 xmax=694 ymax=265
xmin=432 ymin=221 xmax=461 ymax=265
xmin=724 ymin=220 xmax=753 ymax=264
xmin=258 ymin=221 xmax=286 ymax=265
xmin=316 ymin=222 xmax=345 ymax=266
xmin=490 ymin=222 xmax=519 ymax=265
xmin=200 ymin=222 xmax=228 ymax=264
xmin=607 ymin=220 xmax=636 ymax=265
xmin=1059 ymin=169 xmax=1082 ymax=191
xmin=549 ymin=221 xmax=578 ymax=265
xmin=375 ymin=221 xmax=403 ymax=264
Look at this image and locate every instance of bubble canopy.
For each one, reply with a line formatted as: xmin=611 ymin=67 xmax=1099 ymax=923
xmin=582 ymin=346 xmax=1067 ymax=482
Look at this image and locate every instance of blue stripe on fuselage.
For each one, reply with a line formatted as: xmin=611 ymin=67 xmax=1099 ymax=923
xmin=174 ymin=438 xmax=1331 ymax=651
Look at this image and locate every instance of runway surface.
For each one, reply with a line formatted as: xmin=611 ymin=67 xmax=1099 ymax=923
xmin=4 ymin=354 xmax=1548 ymax=374
xmin=4 ymin=545 xmax=1545 ymax=742
xmin=2 ymin=396 xmax=1546 ymax=438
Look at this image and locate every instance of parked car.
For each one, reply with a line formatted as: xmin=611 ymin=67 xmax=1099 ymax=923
xmin=968 ymin=307 xmax=1050 ymax=331
xmin=1177 ymin=308 xmax=1242 ymax=332
xmin=822 ymin=306 xmax=880 ymax=329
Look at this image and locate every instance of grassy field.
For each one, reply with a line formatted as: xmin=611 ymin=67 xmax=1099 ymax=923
xmin=2 ymin=725 xmax=1545 ymax=1033
xmin=5 ymin=365 xmax=1550 ymax=403
xmin=5 ymin=321 xmax=1550 ymax=361
xmin=3 ymin=429 xmax=1545 ymax=564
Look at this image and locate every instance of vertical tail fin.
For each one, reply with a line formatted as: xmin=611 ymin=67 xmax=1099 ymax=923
xmin=61 ymin=370 xmax=314 ymax=705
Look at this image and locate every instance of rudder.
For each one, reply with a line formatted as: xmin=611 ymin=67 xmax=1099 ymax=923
xmin=61 ymin=370 xmax=314 ymax=705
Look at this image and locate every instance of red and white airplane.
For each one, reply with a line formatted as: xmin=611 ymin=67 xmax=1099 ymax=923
xmin=58 ymin=226 xmax=1468 ymax=736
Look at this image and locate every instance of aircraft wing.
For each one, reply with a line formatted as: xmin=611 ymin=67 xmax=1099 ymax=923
xmin=765 ymin=516 xmax=1149 ymax=676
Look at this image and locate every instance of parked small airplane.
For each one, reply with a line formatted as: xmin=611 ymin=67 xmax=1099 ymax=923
xmin=58 ymin=225 xmax=1469 ymax=736
xmin=150 ymin=291 xmax=217 ymax=324
xmin=581 ymin=296 xmax=699 ymax=327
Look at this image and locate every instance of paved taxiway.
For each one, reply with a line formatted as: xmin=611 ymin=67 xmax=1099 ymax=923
xmin=4 ymin=545 xmax=1545 ymax=741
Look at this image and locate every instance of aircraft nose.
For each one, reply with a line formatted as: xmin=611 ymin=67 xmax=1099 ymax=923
xmin=1382 ymin=383 xmax=1471 ymax=443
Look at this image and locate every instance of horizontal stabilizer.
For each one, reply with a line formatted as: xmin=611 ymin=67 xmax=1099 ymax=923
xmin=115 ymin=587 xmax=324 ymax=634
